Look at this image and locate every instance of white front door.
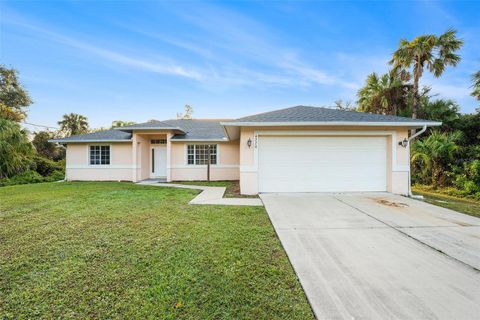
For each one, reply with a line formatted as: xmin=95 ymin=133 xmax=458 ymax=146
xmin=151 ymin=146 xmax=167 ymax=178
xmin=258 ymin=136 xmax=387 ymax=192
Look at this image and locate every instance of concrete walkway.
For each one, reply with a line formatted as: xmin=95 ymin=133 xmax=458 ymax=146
xmin=261 ymin=192 xmax=480 ymax=320
xmin=136 ymin=181 xmax=263 ymax=206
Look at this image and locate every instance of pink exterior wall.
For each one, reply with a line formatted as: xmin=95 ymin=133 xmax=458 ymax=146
xmin=239 ymin=126 xmax=412 ymax=195
xmin=170 ymin=140 xmax=240 ymax=181
xmin=63 ymin=126 xmax=412 ymax=195
xmin=65 ymin=142 xmax=134 ymax=181
xmin=132 ymin=133 xmax=168 ymax=181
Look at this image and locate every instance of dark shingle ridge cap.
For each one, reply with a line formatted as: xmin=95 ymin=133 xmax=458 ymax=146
xmin=223 ymin=105 xmax=441 ymax=125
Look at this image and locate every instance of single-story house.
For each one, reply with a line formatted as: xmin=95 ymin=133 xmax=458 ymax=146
xmin=51 ymin=106 xmax=440 ymax=195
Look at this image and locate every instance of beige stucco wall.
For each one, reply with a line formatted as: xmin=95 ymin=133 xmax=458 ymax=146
xmin=132 ymin=133 xmax=168 ymax=181
xmin=170 ymin=140 xmax=240 ymax=181
xmin=63 ymin=126 xmax=412 ymax=195
xmin=65 ymin=142 xmax=134 ymax=181
xmin=239 ymin=126 xmax=411 ymax=195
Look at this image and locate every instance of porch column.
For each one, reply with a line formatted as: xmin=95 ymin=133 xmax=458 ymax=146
xmin=166 ymin=132 xmax=172 ymax=182
xmin=132 ymin=133 xmax=138 ymax=182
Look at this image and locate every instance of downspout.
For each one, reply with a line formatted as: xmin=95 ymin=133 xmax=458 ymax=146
xmin=407 ymin=125 xmax=427 ymax=196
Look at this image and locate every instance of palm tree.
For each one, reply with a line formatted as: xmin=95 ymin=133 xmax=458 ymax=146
xmin=389 ymin=29 xmax=463 ymax=119
xmin=472 ymin=71 xmax=480 ymax=101
xmin=0 ymin=118 xmax=33 ymax=178
xmin=356 ymin=70 xmax=410 ymax=116
xmin=411 ymin=131 xmax=462 ymax=187
xmin=58 ymin=113 xmax=89 ymax=136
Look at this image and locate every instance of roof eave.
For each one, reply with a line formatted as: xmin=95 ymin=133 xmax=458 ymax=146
xmin=221 ymin=121 xmax=442 ymax=127
xmin=48 ymin=139 xmax=132 ymax=143
xmin=170 ymin=138 xmax=229 ymax=142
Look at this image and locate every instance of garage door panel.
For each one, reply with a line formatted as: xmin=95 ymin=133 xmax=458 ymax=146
xmin=258 ymin=136 xmax=387 ymax=192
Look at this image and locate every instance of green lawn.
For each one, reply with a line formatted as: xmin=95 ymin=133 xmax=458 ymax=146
xmin=412 ymin=186 xmax=480 ymax=218
xmin=0 ymin=182 xmax=313 ymax=319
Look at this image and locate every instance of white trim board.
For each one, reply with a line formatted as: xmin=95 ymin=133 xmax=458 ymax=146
xmin=222 ymin=121 xmax=441 ymax=127
xmin=169 ymin=164 xmax=238 ymax=169
xmin=67 ymin=165 xmax=140 ymax=169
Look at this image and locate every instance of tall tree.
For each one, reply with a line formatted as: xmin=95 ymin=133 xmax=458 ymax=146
xmin=417 ymin=98 xmax=460 ymax=131
xmin=389 ymin=29 xmax=463 ymax=119
xmin=472 ymin=71 xmax=480 ymax=101
xmin=177 ymin=104 xmax=193 ymax=119
xmin=58 ymin=113 xmax=89 ymax=136
xmin=356 ymin=70 xmax=411 ymax=116
xmin=0 ymin=118 xmax=33 ymax=178
xmin=32 ymin=131 xmax=65 ymax=161
xmin=0 ymin=66 xmax=33 ymax=122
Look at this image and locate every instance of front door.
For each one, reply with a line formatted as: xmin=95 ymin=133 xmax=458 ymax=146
xmin=151 ymin=146 xmax=167 ymax=178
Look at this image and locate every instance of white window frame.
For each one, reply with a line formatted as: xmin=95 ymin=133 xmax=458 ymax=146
xmin=88 ymin=144 xmax=111 ymax=166
xmin=185 ymin=144 xmax=218 ymax=166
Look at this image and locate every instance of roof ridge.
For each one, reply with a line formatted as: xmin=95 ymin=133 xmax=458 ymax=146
xmin=164 ymin=118 xmax=232 ymax=122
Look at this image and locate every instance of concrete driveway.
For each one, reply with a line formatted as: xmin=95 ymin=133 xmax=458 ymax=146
xmin=260 ymin=193 xmax=480 ymax=320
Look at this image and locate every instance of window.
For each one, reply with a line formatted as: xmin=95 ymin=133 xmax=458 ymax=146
xmin=187 ymin=144 xmax=217 ymax=165
xmin=151 ymin=139 xmax=166 ymax=145
xmin=89 ymin=145 xmax=110 ymax=165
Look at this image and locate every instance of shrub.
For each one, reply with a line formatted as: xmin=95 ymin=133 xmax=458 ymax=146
xmin=0 ymin=169 xmax=65 ymax=187
xmin=47 ymin=170 xmax=65 ymax=181
xmin=1 ymin=170 xmax=44 ymax=186
xmin=31 ymin=156 xmax=64 ymax=176
xmin=454 ymin=160 xmax=480 ymax=195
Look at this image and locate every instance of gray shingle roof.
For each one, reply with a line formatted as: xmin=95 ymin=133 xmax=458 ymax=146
xmin=49 ymin=129 xmax=132 ymax=143
xmin=229 ymin=106 xmax=438 ymax=124
xmin=116 ymin=120 xmax=184 ymax=131
xmin=164 ymin=119 xmax=228 ymax=140
xmin=50 ymin=120 xmax=228 ymax=143
xmin=50 ymin=106 xmax=440 ymax=143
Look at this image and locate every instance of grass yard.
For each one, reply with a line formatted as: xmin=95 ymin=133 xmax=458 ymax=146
xmin=412 ymin=186 xmax=480 ymax=218
xmin=0 ymin=182 xmax=313 ymax=319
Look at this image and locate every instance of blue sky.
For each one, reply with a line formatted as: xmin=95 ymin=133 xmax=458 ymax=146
xmin=1 ymin=1 xmax=479 ymax=130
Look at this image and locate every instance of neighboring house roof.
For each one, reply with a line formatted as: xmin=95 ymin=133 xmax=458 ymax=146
xmin=223 ymin=105 xmax=441 ymax=126
xmin=49 ymin=129 xmax=132 ymax=143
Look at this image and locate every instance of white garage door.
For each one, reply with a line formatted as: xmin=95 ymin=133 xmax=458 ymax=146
xmin=258 ymin=136 xmax=387 ymax=192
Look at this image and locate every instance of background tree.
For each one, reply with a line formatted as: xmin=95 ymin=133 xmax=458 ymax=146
xmin=0 ymin=118 xmax=33 ymax=178
xmin=472 ymin=71 xmax=480 ymax=101
xmin=411 ymin=131 xmax=462 ymax=187
xmin=334 ymin=100 xmax=355 ymax=111
xmin=58 ymin=113 xmax=89 ymax=136
xmin=177 ymin=104 xmax=193 ymax=119
xmin=390 ymin=29 xmax=463 ymax=119
xmin=356 ymin=70 xmax=411 ymax=116
xmin=417 ymin=98 xmax=460 ymax=131
xmin=32 ymin=131 xmax=65 ymax=161
xmin=111 ymin=120 xmax=136 ymax=128
xmin=0 ymin=66 xmax=33 ymax=122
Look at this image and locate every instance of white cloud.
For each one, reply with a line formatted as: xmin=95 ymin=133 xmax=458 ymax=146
xmin=2 ymin=12 xmax=203 ymax=80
